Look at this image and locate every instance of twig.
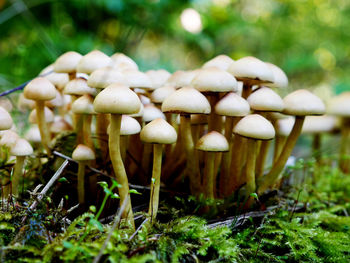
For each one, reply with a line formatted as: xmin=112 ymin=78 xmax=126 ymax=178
xmin=93 ymin=196 xmax=129 ymax=263
xmin=129 ymin=218 xmax=149 ymax=241
xmin=21 ymin=159 xmax=69 ymax=224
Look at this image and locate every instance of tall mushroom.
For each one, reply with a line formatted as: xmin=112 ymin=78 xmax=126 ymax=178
xmin=93 ymin=84 xmax=141 ymax=228
xmin=140 ymin=118 xmax=177 ymax=222
xmin=23 ymin=77 xmax=57 ymax=156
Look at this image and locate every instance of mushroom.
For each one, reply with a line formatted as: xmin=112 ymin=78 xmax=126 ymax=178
xmin=258 ymin=89 xmax=325 ymax=194
xmin=196 ymin=131 xmax=229 ymax=199
xmin=0 ymin=106 xmax=13 ymax=131
xmin=111 ymin=53 xmax=139 ymax=71
xmin=93 ymin=84 xmax=141 ymax=228
xmin=72 ymin=144 xmax=95 ymax=204
xmin=77 ymin=50 xmax=113 ymax=75
xmin=140 ymin=118 xmax=177 ymax=222
xmin=54 ymin=51 xmax=83 ymax=80
xmin=202 ymin=55 xmax=234 ymax=71
xmin=146 ymin=69 xmax=171 ymax=90
xmin=10 ymin=138 xmax=33 ymax=197
xmin=23 ymin=77 xmax=57 ymax=156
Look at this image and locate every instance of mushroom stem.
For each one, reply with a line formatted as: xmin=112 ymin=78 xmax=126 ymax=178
xmin=273 ymin=135 xmax=286 ymax=164
xmin=241 ymin=84 xmax=252 ymax=99
xmin=76 ymin=114 xmax=84 ymax=145
xmin=109 ymin=114 xmax=134 ymax=228
xmin=12 ymin=156 xmax=25 ymax=197
xmin=35 ymin=101 xmax=51 ymax=156
xmin=96 ymin=113 xmax=109 ymax=160
xmin=255 ymin=140 xmax=271 ymax=178
xmin=258 ymin=116 xmax=305 ymax=194
xmin=208 ymin=94 xmax=221 ymax=132
xmin=180 ymin=115 xmax=201 ymax=195
xmin=148 ymin=143 xmax=162 ymax=222
xmin=77 ymin=161 xmax=86 ymax=204
xmin=245 ymin=139 xmax=257 ymax=195
xmin=204 ymin=152 xmax=215 ymax=199
xmin=228 ymin=135 xmax=246 ymax=194
xmin=83 ymin=115 xmax=94 ymax=149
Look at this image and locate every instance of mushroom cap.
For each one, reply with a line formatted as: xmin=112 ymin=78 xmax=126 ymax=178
xmin=146 ymin=69 xmax=171 ymax=89
xmin=327 ymin=92 xmax=350 ymax=117
xmin=111 ymin=53 xmax=138 ymax=70
xmin=122 ymin=69 xmax=152 ymax=89
xmin=0 ymin=106 xmax=13 ymax=131
xmin=196 ymin=131 xmax=229 ymax=152
xmin=120 ymin=115 xmax=141 ymax=135
xmin=46 ymin=89 xmax=64 ymax=108
xmin=29 ymin=107 xmax=55 ymax=124
xmin=129 ymin=103 xmax=144 ymax=118
xmin=93 ymin=84 xmax=141 ymax=114
xmin=18 ymin=93 xmax=35 ymax=111
xmin=25 ymin=125 xmax=41 ymax=143
xmin=54 ymin=51 xmax=83 ymax=73
xmin=166 ymin=70 xmax=199 ymax=88
xmin=247 ymin=87 xmax=284 ymax=112
xmin=302 ymin=115 xmax=336 ymax=134
xmin=150 ymin=86 xmax=176 ymax=104
xmin=44 ymin=72 xmax=69 ymax=90
xmin=283 ymin=89 xmax=325 ymax=116
xmin=265 ymin=62 xmax=288 ymax=89
xmin=161 ymin=86 xmax=211 ymax=114
xmin=77 ymin=50 xmax=113 ymax=74
xmin=87 ymin=67 xmax=126 ymax=89
xmin=142 ymin=104 xmax=166 ymax=123
xmin=276 ymin=117 xmax=295 ymax=137
xmin=202 ymin=55 xmax=234 ymax=71
xmin=234 ymin=114 xmax=275 ymax=140
xmin=0 ymin=130 xmax=19 ymax=147
xmin=215 ymin=92 xmax=250 ymax=117
xmin=191 ymin=67 xmax=238 ymax=93
xmin=140 ymin=118 xmax=177 ymax=144
xmin=71 ymin=94 xmax=96 ymax=114
xmin=228 ymin=56 xmax=274 ymax=84
xmin=64 ymin=78 xmax=96 ymax=96
xmin=72 ymin=144 xmax=95 ymax=161
xmin=10 ymin=138 xmax=33 ymax=156
xmin=0 ymin=97 xmax=13 ymax=112
xmin=24 ymin=77 xmax=57 ymax=101
xmin=50 ymin=117 xmax=73 ymax=134
xmin=40 ymin=64 xmax=54 ymax=75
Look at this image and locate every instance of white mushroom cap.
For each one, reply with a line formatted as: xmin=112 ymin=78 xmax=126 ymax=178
xmin=29 ymin=107 xmax=55 ymax=124
xmin=0 ymin=130 xmax=19 ymax=148
xmin=202 ymin=55 xmax=234 ymax=71
xmin=71 ymin=94 xmax=96 ymax=114
xmin=122 ymin=69 xmax=153 ymax=89
xmin=25 ymin=125 xmax=41 ymax=143
xmin=64 ymin=78 xmax=96 ymax=96
xmin=10 ymin=138 xmax=33 ymax=156
xmin=215 ymin=92 xmax=250 ymax=117
xmin=87 ymin=67 xmax=126 ymax=89
xmin=327 ymin=92 xmax=350 ymax=117
xmin=72 ymin=144 xmax=95 ymax=161
xmin=111 ymin=53 xmax=139 ymax=70
xmin=46 ymin=89 xmax=64 ymax=108
xmin=276 ymin=117 xmax=295 ymax=137
xmin=234 ymin=114 xmax=275 ymax=140
xmin=44 ymin=72 xmax=69 ymax=90
xmin=247 ymin=87 xmax=284 ymax=112
xmin=77 ymin=50 xmax=113 ymax=74
xmin=142 ymin=104 xmax=166 ymax=123
xmin=0 ymin=106 xmax=13 ymax=131
xmin=196 ymin=131 xmax=229 ymax=152
xmin=146 ymin=69 xmax=171 ymax=89
xmin=140 ymin=118 xmax=177 ymax=144
xmin=0 ymin=97 xmax=13 ymax=112
xmin=24 ymin=77 xmax=57 ymax=101
xmin=302 ymin=115 xmax=336 ymax=134
xmin=265 ymin=62 xmax=288 ymax=89
xmin=150 ymin=86 xmax=176 ymax=104
xmin=18 ymin=93 xmax=35 ymax=111
xmin=120 ymin=115 xmax=141 ymax=135
xmin=166 ymin=70 xmax=199 ymax=88
xmin=54 ymin=51 xmax=83 ymax=73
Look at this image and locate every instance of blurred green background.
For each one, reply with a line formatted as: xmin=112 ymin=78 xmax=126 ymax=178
xmin=1 ymin=0 xmax=350 ymax=95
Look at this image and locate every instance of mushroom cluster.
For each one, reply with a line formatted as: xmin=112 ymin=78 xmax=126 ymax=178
xmin=4 ymin=50 xmax=345 ymax=227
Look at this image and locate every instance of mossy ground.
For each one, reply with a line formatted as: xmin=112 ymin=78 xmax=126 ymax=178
xmin=0 ymin=134 xmax=350 ymax=262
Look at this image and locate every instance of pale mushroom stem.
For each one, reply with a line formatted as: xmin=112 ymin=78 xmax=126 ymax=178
xmin=208 ymin=94 xmax=221 ymax=132
xmin=76 ymin=114 xmax=84 ymax=145
xmin=96 ymin=113 xmax=109 ymax=160
xmin=77 ymin=161 xmax=86 ymax=204
xmin=83 ymin=115 xmax=94 ymax=149
xmin=228 ymin=135 xmax=246 ymax=195
xmin=204 ymin=152 xmax=215 ymax=199
xmin=180 ymin=115 xmax=201 ymax=195
xmin=109 ymin=114 xmax=135 ymax=228
xmin=148 ymin=143 xmax=162 ymax=222
xmin=258 ymin=116 xmax=305 ymax=194
xmin=273 ymin=135 xmax=286 ymax=164
xmin=120 ymin=136 xmax=127 ymax=163
xmin=245 ymin=139 xmax=257 ymax=195
xmin=12 ymin=156 xmax=25 ymax=197
xmin=35 ymin=101 xmax=51 ymax=156
xmin=255 ymin=140 xmax=271 ymax=179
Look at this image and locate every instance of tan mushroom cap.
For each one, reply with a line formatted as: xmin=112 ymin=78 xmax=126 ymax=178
xmin=77 ymin=50 xmax=113 ymax=74
xmin=215 ymin=92 xmax=250 ymax=117
xmin=64 ymin=78 xmax=96 ymax=96
xmin=10 ymin=138 xmax=33 ymax=156
xmin=54 ymin=51 xmax=83 ymax=73
xmin=283 ymin=89 xmax=325 ymax=116
xmin=50 ymin=117 xmax=73 ymax=134
xmin=166 ymin=70 xmax=199 ymax=88
xmin=191 ymin=67 xmax=238 ymax=93
xmin=0 ymin=130 xmax=19 ymax=147
xmin=93 ymin=84 xmax=141 ymax=114
xmin=146 ymin=69 xmax=171 ymax=89
xmin=111 ymin=53 xmax=139 ymax=70
xmin=39 ymin=64 xmax=54 ymax=76
xmin=247 ymin=87 xmax=284 ymax=112
xmin=228 ymin=56 xmax=274 ymax=84
xmin=46 ymin=89 xmax=64 ymax=108
xmin=72 ymin=144 xmax=95 ymax=161
xmin=87 ymin=67 xmax=126 ymax=89
xmin=0 ymin=97 xmax=13 ymax=112
xmin=202 ymin=55 xmax=234 ymax=71
xmin=122 ymin=69 xmax=152 ymax=89
xmin=45 ymin=72 xmax=69 ymax=90
xmin=161 ymin=86 xmax=211 ymax=114
xmin=142 ymin=104 xmax=166 ymax=123
xmin=276 ymin=117 xmax=295 ymax=137
xmin=196 ymin=131 xmax=229 ymax=152
xmin=140 ymin=118 xmax=177 ymax=144
xmin=120 ymin=115 xmax=141 ymax=135
xmin=265 ymin=62 xmax=288 ymax=89
xmin=71 ymin=94 xmax=96 ymax=114
xmin=29 ymin=107 xmax=55 ymax=124
xmin=150 ymin=86 xmax=176 ymax=104
xmin=129 ymin=103 xmax=144 ymax=118
xmin=327 ymin=92 xmax=350 ymax=117
xmin=25 ymin=125 xmax=41 ymax=143
xmin=302 ymin=115 xmax=336 ymax=134
xmin=234 ymin=114 xmax=275 ymax=140
xmin=0 ymin=106 xmax=13 ymax=130
xmin=18 ymin=93 xmax=35 ymax=111
xmin=24 ymin=77 xmax=57 ymax=101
